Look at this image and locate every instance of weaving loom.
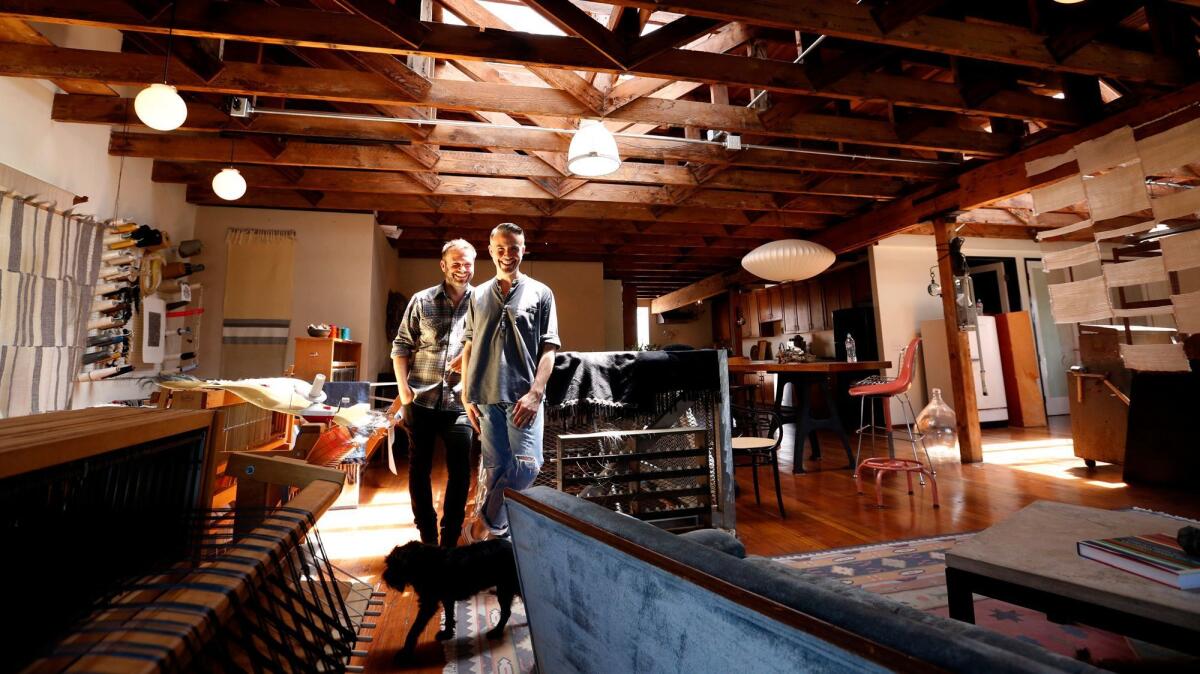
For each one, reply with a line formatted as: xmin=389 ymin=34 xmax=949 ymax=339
xmin=0 ymin=408 xmax=370 ymax=673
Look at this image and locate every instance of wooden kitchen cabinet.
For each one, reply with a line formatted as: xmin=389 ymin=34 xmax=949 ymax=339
xmin=793 ymin=282 xmax=812 ymax=332
xmin=808 ymin=282 xmax=826 ymax=330
xmin=743 ymin=291 xmax=760 ymax=338
xmin=755 ymin=289 xmax=771 ymax=324
xmin=766 ymin=286 xmax=783 ymax=322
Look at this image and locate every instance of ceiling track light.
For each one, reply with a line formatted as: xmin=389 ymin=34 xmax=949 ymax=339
xmin=133 ymin=3 xmax=187 ymax=131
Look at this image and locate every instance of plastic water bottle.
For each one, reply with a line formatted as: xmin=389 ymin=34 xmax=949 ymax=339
xmin=845 ymin=333 xmax=857 ymax=363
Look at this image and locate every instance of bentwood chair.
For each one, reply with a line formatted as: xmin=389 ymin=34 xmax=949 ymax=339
xmin=730 ymin=405 xmax=786 ymax=518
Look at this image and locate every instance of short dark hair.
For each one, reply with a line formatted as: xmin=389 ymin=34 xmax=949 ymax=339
xmin=490 ymin=222 xmax=525 ymax=239
xmin=441 ymin=238 xmax=476 ymax=259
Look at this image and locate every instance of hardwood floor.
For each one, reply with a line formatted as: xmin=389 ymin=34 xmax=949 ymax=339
xmin=316 ymin=416 xmax=1200 ymax=672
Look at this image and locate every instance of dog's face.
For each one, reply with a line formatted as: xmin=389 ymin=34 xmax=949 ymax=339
xmin=382 ymin=541 xmax=440 ymax=593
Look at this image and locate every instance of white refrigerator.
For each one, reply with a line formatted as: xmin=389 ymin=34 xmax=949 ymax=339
xmin=920 ymin=315 xmax=1009 ymax=423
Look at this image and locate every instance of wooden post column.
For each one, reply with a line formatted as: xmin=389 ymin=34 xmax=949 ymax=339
xmin=622 ymin=283 xmax=638 ymax=349
xmin=933 ymin=217 xmax=983 ymax=463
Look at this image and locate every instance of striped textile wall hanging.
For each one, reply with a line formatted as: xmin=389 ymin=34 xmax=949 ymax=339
xmin=0 ymin=188 xmax=103 ymax=417
xmin=220 ymin=228 xmax=296 ymax=379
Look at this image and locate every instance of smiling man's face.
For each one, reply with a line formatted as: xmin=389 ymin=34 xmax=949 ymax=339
xmin=489 ymin=230 xmax=524 ymax=277
xmin=440 ymin=246 xmax=475 ymax=290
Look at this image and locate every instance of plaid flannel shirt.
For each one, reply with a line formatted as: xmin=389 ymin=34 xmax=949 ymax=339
xmin=391 ymin=283 xmax=474 ymax=411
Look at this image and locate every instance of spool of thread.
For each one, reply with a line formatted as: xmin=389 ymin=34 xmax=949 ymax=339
xmin=177 ymin=239 xmax=202 ymax=257
xmin=101 ymin=250 xmax=135 ymax=264
xmin=107 ymin=239 xmax=136 ymax=250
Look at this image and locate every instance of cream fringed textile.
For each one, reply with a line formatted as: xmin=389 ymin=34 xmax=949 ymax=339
xmin=220 ymin=228 xmax=296 ymax=379
xmin=1119 ymin=343 xmax=1191 ymax=373
xmin=1047 ymin=276 xmax=1113 ymax=324
xmin=0 ymin=181 xmax=103 ymax=417
xmin=1026 ymin=116 xmax=1200 ymax=371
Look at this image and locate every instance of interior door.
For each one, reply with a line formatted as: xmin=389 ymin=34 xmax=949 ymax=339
xmin=1023 ymin=258 xmax=1072 ymax=416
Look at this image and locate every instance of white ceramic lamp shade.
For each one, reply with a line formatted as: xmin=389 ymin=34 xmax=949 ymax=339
xmin=134 ymin=83 xmax=188 ymax=131
xmin=211 ymin=168 xmax=247 ymax=201
xmin=741 ymin=239 xmax=836 ymax=282
xmin=568 ymin=120 xmax=621 ymax=177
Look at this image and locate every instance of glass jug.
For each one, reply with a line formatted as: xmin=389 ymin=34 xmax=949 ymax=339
xmin=916 ymin=388 xmax=957 ymax=449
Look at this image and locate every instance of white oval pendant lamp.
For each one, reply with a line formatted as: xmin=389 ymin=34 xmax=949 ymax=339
xmin=741 ymin=239 xmax=836 ymax=282
xmin=134 ymin=83 xmax=188 ymax=131
xmin=568 ymin=120 xmax=620 ymax=177
xmin=212 ymin=168 xmax=247 ymax=201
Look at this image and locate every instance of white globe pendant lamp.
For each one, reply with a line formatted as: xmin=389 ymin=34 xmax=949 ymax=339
xmin=741 ymin=239 xmax=836 ymax=282
xmin=568 ymin=120 xmax=621 ymax=177
xmin=133 ymin=9 xmax=187 ymax=132
xmin=212 ymin=168 xmax=247 ymax=201
xmin=212 ymin=138 xmax=246 ymax=201
xmin=134 ymin=83 xmax=188 ymax=131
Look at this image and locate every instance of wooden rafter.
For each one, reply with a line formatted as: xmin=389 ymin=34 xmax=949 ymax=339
xmin=600 ymin=0 xmax=1187 ymax=85
xmin=0 ymin=43 xmax=1018 ymax=155
xmin=523 ymin=0 xmax=629 ymax=68
xmin=0 ymin=0 xmax=1082 ymax=124
xmin=51 ymin=94 xmax=956 ymax=179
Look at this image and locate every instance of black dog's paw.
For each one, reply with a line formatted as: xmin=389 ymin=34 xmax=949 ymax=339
xmin=485 ymin=625 xmax=505 ymax=640
xmin=436 ymin=628 xmax=456 ymax=641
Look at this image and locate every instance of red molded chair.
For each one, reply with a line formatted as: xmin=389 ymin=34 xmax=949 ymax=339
xmin=850 ymin=337 xmax=939 ymax=508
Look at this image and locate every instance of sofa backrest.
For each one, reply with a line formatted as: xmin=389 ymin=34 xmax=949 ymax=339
xmin=507 ymin=487 xmax=1103 ymax=674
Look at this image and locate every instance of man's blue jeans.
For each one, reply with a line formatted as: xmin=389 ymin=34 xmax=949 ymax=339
xmin=477 ymin=402 xmax=544 ymax=531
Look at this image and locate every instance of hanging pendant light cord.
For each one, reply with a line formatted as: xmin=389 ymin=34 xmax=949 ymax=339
xmin=112 ymin=99 xmax=131 ymax=221
xmin=162 ymin=2 xmax=176 ymax=84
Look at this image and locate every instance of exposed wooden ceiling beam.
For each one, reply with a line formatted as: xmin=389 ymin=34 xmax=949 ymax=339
xmin=523 ymin=0 xmax=629 ymax=68
xmin=625 ymin=15 xmax=723 ymax=68
xmin=601 ymin=0 xmax=1186 ymax=85
xmin=650 ymin=267 xmax=758 ymax=313
xmin=149 ymin=155 xmax=908 ymax=198
xmin=0 ymin=0 xmax=1081 ymax=124
xmin=186 ymin=187 xmax=829 ymax=228
xmin=53 ymin=94 xmax=956 ymax=179
xmin=373 ymin=211 xmax=814 ymax=240
xmin=0 ymin=17 xmax=117 ymax=95
xmin=435 ymin=0 xmax=604 ymax=114
xmin=814 ymin=81 xmax=1200 ymax=253
xmin=0 ymin=43 xmax=1016 ymax=154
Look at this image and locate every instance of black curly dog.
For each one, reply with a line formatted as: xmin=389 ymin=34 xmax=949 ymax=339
xmin=382 ymin=539 xmax=519 ymax=663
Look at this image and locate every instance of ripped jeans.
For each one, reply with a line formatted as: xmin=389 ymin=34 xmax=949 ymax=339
xmin=476 ymin=402 xmax=544 ymax=532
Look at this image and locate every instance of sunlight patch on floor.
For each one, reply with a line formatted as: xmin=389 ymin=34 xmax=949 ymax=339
xmin=976 ymin=437 xmax=1125 ymax=489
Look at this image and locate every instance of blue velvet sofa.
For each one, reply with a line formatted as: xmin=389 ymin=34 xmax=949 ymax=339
xmin=506 ymin=487 xmax=1102 ymax=674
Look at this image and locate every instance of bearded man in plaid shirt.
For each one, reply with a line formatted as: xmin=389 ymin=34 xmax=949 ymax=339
xmin=389 ymin=239 xmax=477 ymax=547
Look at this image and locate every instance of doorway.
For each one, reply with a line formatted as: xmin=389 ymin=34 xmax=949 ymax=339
xmin=1023 ymin=258 xmax=1071 ymax=416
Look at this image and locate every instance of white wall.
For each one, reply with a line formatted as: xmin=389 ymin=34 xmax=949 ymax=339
xmin=640 ymin=298 xmax=714 ymax=348
xmin=869 ymin=234 xmax=1076 ymax=422
xmin=0 ymin=24 xmax=197 ymax=408
xmin=384 ymin=254 xmax=615 ymax=353
xmin=190 ymin=207 xmax=382 ymax=379
xmin=603 ymin=280 xmax=624 ymax=350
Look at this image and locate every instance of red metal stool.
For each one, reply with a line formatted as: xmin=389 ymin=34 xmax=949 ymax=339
xmin=849 ymin=335 xmax=931 ymax=477
xmin=855 ymin=458 xmax=939 ymax=508
xmin=850 ymin=338 xmax=939 ymax=507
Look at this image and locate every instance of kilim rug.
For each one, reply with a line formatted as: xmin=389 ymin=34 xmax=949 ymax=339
xmin=772 ymin=532 xmax=1190 ymax=668
xmin=442 ymin=593 xmax=534 ymax=674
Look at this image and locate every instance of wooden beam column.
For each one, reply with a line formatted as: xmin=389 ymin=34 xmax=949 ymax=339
xmin=727 ymin=289 xmax=743 ymax=357
xmin=933 ymin=217 xmax=983 ymax=463
xmin=622 ymin=283 xmax=639 ymax=349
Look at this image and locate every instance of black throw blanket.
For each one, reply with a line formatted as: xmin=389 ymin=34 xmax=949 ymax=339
xmin=545 ymin=350 xmax=721 ymax=411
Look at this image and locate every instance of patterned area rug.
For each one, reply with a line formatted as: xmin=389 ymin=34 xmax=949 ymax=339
xmin=442 ymin=593 xmax=534 ymax=674
xmin=774 ymin=533 xmax=1153 ymax=666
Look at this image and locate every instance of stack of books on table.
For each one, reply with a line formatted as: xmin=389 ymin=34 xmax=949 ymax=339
xmin=1077 ymin=533 xmax=1200 ymax=590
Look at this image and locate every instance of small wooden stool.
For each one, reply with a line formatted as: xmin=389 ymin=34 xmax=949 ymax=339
xmin=855 ymin=458 xmax=939 ymax=508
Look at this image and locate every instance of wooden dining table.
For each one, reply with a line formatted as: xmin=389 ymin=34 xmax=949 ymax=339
xmin=728 ymin=360 xmax=891 ymax=473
